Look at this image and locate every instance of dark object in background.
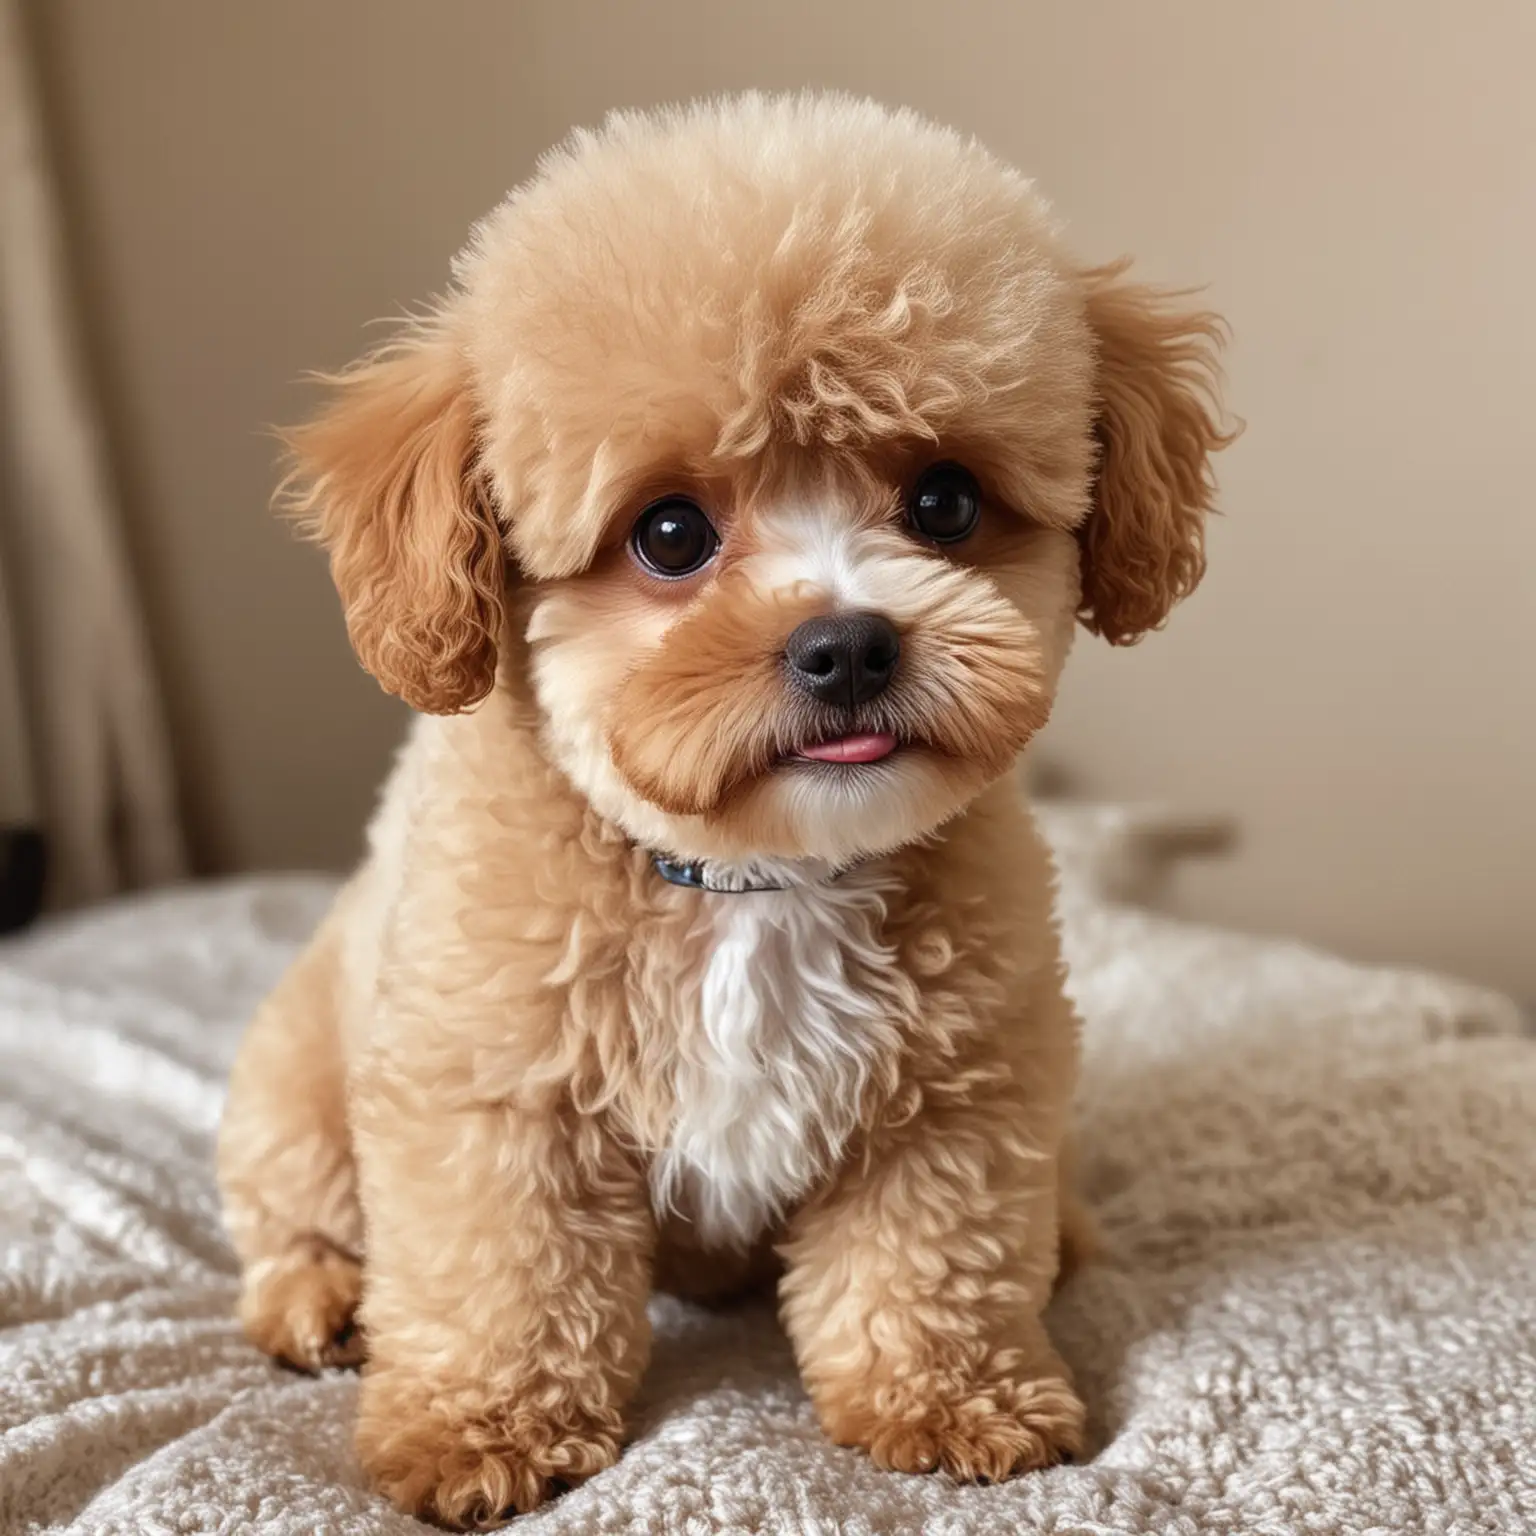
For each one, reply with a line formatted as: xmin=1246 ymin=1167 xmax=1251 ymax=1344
xmin=0 ymin=829 xmax=45 ymax=933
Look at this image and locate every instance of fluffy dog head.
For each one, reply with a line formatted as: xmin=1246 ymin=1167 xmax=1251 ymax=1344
xmin=283 ymin=94 xmax=1230 ymax=867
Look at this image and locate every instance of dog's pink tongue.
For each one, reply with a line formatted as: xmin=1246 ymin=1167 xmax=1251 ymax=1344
xmin=796 ymin=732 xmax=898 ymax=764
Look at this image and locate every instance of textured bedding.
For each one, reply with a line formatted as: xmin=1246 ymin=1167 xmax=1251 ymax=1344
xmin=1 ymin=805 xmax=1532 ymax=1535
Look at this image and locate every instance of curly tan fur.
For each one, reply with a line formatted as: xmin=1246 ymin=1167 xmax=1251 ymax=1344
xmin=218 ymin=93 xmax=1227 ymax=1528
xmin=276 ymin=324 xmax=506 ymax=714
xmin=1077 ymin=260 xmax=1237 ymax=644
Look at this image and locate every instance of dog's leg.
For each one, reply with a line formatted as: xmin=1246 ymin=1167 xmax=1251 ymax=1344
xmin=350 ymin=1087 xmax=654 ymax=1528
xmin=216 ymin=887 xmax=365 ymax=1371
xmin=780 ymin=1085 xmax=1084 ymax=1481
xmin=1054 ymin=1136 xmax=1100 ymax=1287
xmin=1055 ymin=1183 xmax=1100 ymax=1287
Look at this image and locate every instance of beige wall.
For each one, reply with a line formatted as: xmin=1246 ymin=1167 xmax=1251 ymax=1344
xmin=28 ymin=1 xmax=1536 ymax=996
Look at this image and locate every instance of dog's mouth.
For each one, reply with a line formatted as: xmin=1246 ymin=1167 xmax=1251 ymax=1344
xmin=789 ymin=731 xmax=901 ymax=766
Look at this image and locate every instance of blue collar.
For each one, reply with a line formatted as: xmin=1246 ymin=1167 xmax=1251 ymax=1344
xmin=649 ymin=853 xmax=866 ymax=894
xmin=650 ymin=855 xmax=796 ymax=894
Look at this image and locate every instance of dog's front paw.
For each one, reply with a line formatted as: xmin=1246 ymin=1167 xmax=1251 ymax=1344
xmin=357 ymin=1371 xmax=622 ymax=1528
xmin=240 ymin=1237 xmax=364 ymax=1372
xmin=820 ymin=1370 xmax=1084 ymax=1482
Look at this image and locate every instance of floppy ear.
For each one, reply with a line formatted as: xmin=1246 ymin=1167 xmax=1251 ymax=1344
xmin=278 ymin=318 xmax=505 ymax=713
xmin=1077 ymin=261 xmax=1235 ymax=645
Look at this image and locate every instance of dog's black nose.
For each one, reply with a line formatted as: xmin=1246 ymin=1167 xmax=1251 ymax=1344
xmin=784 ymin=611 xmax=901 ymax=707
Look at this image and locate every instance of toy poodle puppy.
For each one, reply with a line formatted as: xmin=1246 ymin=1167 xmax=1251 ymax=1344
xmin=217 ymin=92 xmax=1229 ymax=1528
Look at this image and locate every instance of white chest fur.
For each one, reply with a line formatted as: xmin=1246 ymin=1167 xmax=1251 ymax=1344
xmin=652 ymin=867 xmax=907 ymax=1248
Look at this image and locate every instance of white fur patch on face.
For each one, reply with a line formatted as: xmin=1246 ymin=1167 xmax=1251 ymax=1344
xmin=742 ymin=500 xmax=1003 ymax=633
xmin=745 ymin=505 xmax=874 ymax=607
xmin=653 ymin=863 xmax=911 ymax=1247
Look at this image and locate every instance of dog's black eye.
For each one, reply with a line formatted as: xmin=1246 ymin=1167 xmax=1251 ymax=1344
xmin=907 ymin=462 xmax=982 ymax=544
xmin=630 ymin=498 xmax=719 ymax=577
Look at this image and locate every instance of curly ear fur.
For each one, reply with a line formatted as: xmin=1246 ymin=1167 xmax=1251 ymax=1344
xmin=277 ymin=320 xmax=504 ymax=714
xmin=1077 ymin=261 xmax=1235 ymax=645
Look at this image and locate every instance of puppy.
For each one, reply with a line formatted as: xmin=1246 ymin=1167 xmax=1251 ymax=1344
xmin=217 ymin=92 xmax=1229 ymax=1528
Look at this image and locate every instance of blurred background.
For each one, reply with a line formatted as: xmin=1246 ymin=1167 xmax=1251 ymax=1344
xmin=1 ymin=1 xmax=1532 ymax=997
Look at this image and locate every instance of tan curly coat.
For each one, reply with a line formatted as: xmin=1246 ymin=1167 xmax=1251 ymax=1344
xmin=217 ymin=93 xmax=1228 ymax=1528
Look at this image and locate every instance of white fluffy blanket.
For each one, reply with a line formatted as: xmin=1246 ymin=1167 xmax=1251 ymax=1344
xmin=1 ymin=808 xmax=1532 ymax=1535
